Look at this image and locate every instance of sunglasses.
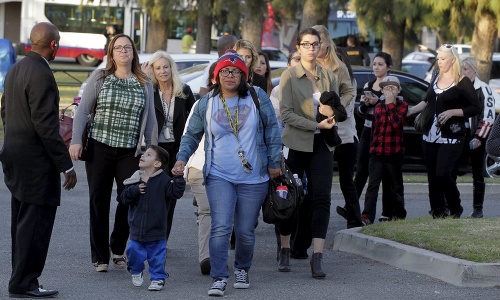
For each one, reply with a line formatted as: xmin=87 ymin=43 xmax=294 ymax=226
xmin=238 ymin=150 xmax=253 ymax=173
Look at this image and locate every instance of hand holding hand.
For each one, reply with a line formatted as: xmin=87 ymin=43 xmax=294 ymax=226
xmin=172 ymin=161 xmax=186 ymax=176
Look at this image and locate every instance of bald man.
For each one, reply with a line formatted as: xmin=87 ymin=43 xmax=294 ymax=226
xmin=1 ymin=22 xmax=76 ymax=298
xmin=198 ymin=35 xmax=238 ymax=97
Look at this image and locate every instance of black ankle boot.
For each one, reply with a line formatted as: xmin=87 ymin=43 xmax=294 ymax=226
xmin=310 ymin=252 xmax=326 ymax=279
xmin=278 ymin=248 xmax=291 ymax=272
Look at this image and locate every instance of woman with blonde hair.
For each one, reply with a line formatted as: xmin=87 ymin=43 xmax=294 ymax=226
xmin=233 ymin=39 xmax=268 ymax=93
xmin=408 ymin=45 xmax=480 ymax=218
xmin=141 ymin=50 xmax=196 ymax=242
xmin=69 ymin=34 xmax=158 ymax=272
xmin=461 ymin=56 xmax=497 ymax=218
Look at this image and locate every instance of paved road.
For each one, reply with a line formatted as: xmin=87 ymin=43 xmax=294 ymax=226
xmin=1 ymin=161 xmax=499 ymax=299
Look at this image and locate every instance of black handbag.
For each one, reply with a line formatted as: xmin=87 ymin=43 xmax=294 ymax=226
xmin=262 ymin=154 xmax=304 ymax=224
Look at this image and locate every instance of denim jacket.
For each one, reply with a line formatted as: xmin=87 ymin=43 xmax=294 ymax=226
xmin=177 ymin=87 xmax=282 ymax=183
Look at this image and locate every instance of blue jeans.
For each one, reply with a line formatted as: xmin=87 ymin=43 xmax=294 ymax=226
xmin=126 ymin=239 xmax=167 ymax=281
xmin=205 ymin=175 xmax=268 ymax=279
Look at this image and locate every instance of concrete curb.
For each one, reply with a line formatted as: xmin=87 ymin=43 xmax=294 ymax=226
xmin=333 ymin=228 xmax=500 ymax=287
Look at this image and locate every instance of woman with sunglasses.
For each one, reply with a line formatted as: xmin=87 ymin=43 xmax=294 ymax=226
xmin=408 ymin=44 xmax=480 ymax=218
xmin=278 ymin=27 xmax=344 ymax=278
xmin=172 ymin=50 xmax=281 ymax=297
xmin=70 ymin=34 xmax=157 ymax=272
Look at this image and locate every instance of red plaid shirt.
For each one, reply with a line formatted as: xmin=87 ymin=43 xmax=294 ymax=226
xmin=370 ymin=97 xmax=408 ymax=155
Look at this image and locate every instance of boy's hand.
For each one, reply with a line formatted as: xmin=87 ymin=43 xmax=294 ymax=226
xmin=139 ymin=183 xmax=146 ymax=194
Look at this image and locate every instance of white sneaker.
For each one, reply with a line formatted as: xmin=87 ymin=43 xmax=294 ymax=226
xmin=132 ymin=272 xmax=143 ymax=287
xmin=208 ymin=278 xmax=227 ymax=296
xmin=148 ymin=280 xmax=164 ymax=291
xmin=233 ymin=269 xmax=250 ymax=289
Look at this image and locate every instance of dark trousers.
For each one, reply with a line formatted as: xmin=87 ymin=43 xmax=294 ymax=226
xmin=334 ymin=142 xmax=363 ymax=227
xmin=355 ymin=127 xmax=391 ymax=218
xmin=364 ymin=152 xmax=406 ymax=223
xmin=9 ymin=197 xmax=57 ymax=294
xmin=423 ymin=141 xmax=464 ymax=217
xmin=86 ymin=139 xmax=139 ymax=263
xmin=277 ymin=135 xmax=333 ymax=252
xmin=159 ymin=142 xmax=178 ymax=242
xmin=466 ymin=137 xmax=487 ymax=208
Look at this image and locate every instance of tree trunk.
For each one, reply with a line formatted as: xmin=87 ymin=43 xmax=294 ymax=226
xmin=146 ymin=19 xmax=168 ymax=52
xmin=196 ymin=0 xmax=213 ymax=53
xmin=241 ymin=3 xmax=263 ymax=51
xmin=301 ymin=0 xmax=324 ymax=29
xmin=471 ymin=8 xmax=497 ymax=82
xmin=381 ymin=17 xmax=405 ymax=71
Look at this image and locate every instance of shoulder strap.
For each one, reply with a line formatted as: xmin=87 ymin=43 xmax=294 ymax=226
xmin=248 ymin=86 xmax=260 ymax=110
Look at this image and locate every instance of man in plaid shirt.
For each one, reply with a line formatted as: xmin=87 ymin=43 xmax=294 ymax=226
xmin=362 ymin=76 xmax=408 ymax=224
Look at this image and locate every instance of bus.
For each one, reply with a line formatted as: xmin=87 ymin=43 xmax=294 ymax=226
xmin=20 ymin=0 xmax=146 ymax=66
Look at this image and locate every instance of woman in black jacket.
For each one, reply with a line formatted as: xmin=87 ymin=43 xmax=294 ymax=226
xmin=408 ymin=45 xmax=480 ymax=218
xmin=142 ymin=50 xmax=196 ymax=242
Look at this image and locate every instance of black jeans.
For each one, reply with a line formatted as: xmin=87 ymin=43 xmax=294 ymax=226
xmin=423 ymin=141 xmax=464 ymax=217
xmin=277 ymin=135 xmax=334 ymax=251
xmin=334 ymin=142 xmax=363 ymax=227
xmin=364 ymin=152 xmax=406 ymax=223
xmin=86 ymin=139 xmax=139 ymax=263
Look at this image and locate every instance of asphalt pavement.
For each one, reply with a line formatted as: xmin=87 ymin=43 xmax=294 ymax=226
xmin=1 ymin=161 xmax=499 ymax=299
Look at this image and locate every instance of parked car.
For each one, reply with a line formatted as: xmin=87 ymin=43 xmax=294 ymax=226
xmin=77 ymin=53 xmax=218 ymax=97
xmin=402 ymin=51 xmax=435 ymax=64
xmin=402 ymin=60 xmax=432 ymax=80
xmin=261 ymin=47 xmax=288 ymax=62
xmin=271 ymin=66 xmax=496 ymax=175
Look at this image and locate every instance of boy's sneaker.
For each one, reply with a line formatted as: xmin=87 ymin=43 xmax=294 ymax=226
xmin=233 ymin=269 xmax=249 ymax=289
xmin=208 ymin=277 xmax=227 ymax=296
xmin=132 ymin=272 xmax=143 ymax=287
xmin=361 ymin=215 xmax=372 ymax=226
xmin=148 ymin=280 xmax=164 ymax=291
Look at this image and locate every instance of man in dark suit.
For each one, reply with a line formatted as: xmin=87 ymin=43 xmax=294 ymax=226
xmin=0 ymin=22 xmax=77 ymax=298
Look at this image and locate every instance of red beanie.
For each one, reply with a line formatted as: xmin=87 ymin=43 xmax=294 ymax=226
xmin=213 ymin=49 xmax=248 ymax=81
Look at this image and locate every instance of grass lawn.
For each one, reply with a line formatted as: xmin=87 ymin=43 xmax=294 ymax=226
xmin=361 ymin=217 xmax=500 ymax=263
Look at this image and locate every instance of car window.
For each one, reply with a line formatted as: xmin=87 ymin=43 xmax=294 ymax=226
xmin=399 ymin=76 xmax=427 ymax=106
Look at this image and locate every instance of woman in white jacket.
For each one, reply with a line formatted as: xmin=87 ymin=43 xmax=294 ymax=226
xmin=462 ymin=57 xmax=497 ymax=218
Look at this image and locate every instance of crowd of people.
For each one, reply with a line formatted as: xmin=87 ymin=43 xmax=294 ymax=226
xmin=1 ymin=21 xmax=499 ymax=298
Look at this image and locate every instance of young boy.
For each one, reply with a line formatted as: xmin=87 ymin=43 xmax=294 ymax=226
xmin=363 ymin=76 xmax=408 ymax=224
xmin=121 ymin=145 xmax=186 ymax=291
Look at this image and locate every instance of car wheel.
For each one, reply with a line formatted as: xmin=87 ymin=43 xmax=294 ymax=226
xmin=484 ymin=154 xmax=500 ymax=178
xmin=76 ymin=54 xmax=100 ymax=67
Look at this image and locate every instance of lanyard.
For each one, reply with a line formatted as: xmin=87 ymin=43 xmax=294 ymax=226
xmin=220 ymin=93 xmax=240 ymax=138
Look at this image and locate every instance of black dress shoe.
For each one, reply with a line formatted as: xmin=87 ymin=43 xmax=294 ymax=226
xmin=336 ymin=206 xmax=348 ymax=220
xmin=10 ymin=287 xmax=58 ymax=298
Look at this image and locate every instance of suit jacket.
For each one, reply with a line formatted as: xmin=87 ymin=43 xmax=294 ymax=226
xmin=154 ymin=83 xmax=196 ymax=152
xmin=279 ymin=63 xmax=340 ymax=152
xmin=0 ymin=51 xmax=73 ymax=206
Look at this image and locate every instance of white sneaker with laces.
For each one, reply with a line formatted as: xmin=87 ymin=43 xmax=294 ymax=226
xmin=148 ymin=280 xmax=164 ymax=291
xmin=233 ymin=268 xmax=250 ymax=289
xmin=132 ymin=272 xmax=143 ymax=287
xmin=208 ymin=278 xmax=227 ymax=296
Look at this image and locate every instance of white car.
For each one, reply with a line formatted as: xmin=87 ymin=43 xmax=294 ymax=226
xmin=77 ymin=53 xmax=218 ymax=97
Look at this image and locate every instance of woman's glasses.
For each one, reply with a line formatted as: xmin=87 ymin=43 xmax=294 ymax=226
xmin=113 ymin=45 xmax=133 ymax=52
xmin=299 ymin=42 xmax=321 ymax=49
xmin=219 ymin=69 xmax=243 ymax=78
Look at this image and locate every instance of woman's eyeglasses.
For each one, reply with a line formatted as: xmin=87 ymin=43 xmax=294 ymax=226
xmin=219 ymin=69 xmax=243 ymax=78
xmin=299 ymin=42 xmax=321 ymax=49
xmin=113 ymin=45 xmax=133 ymax=52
